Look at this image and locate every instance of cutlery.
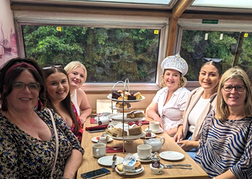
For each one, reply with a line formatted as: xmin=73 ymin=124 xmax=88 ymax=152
xmin=111 ymin=154 xmax=117 ymax=171
xmin=163 ymin=164 xmax=192 ymax=169
xmin=106 ymin=146 xmax=123 ymax=150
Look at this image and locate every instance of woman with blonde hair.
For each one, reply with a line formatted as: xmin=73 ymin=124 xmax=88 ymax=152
xmin=64 ymin=61 xmax=92 ymax=124
xmin=195 ymin=66 xmax=252 ymax=179
xmin=146 ymin=54 xmax=190 ymax=136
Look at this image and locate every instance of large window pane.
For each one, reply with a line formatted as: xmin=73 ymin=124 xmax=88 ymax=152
xmin=180 ymin=30 xmax=240 ymax=81
xmin=22 ymin=25 xmax=160 ymax=83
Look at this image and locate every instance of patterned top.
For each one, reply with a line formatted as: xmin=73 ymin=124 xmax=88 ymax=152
xmin=195 ymin=110 xmax=252 ymax=179
xmin=71 ymin=102 xmax=83 ymax=143
xmin=0 ymin=109 xmax=84 ymax=179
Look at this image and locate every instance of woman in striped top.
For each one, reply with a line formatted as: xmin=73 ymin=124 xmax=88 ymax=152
xmin=195 ymin=66 xmax=252 ymax=179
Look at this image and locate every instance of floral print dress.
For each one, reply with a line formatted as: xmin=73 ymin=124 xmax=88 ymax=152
xmin=0 ymin=109 xmax=84 ymax=179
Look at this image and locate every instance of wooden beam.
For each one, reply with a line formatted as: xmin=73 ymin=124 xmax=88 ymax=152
xmin=166 ymin=0 xmax=195 ymax=56
xmin=10 ymin=3 xmax=171 ymax=17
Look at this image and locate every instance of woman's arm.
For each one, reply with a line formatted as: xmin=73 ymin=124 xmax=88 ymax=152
xmin=214 ymin=169 xmax=237 ymax=179
xmin=173 ymin=124 xmax=183 ymax=142
xmin=146 ymin=101 xmax=163 ymax=128
xmin=63 ymin=149 xmax=83 ymax=179
xmin=177 ymin=140 xmax=199 ymax=151
xmin=77 ymin=89 xmax=92 ymax=124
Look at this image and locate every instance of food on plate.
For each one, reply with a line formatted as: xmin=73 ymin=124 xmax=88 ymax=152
xmin=117 ymin=161 xmax=142 ymax=172
xmin=128 ymin=126 xmax=142 ymax=135
xmin=115 ymin=102 xmax=131 ymax=109
xmin=105 ymin=127 xmax=127 ymax=137
xmin=126 ymin=111 xmax=144 ymax=118
xmin=111 ymin=90 xmax=143 ymax=100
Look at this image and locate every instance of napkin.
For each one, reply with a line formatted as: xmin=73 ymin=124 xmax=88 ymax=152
xmin=128 ymin=121 xmax=149 ymax=126
xmin=85 ymin=124 xmax=108 ymax=131
xmin=106 ymin=146 xmax=126 ymax=153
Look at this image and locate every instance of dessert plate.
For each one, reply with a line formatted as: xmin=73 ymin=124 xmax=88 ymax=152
xmin=140 ymin=132 xmax=156 ymax=139
xmin=159 ymin=151 xmax=185 ymax=161
xmin=115 ymin=165 xmax=144 ymax=175
xmin=133 ymin=153 xmax=152 ymax=162
xmin=98 ymin=156 xmax=124 ymax=167
xmin=107 ymin=94 xmax=145 ymax=102
xmin=91 ymin=136 xmax=113 ymax=143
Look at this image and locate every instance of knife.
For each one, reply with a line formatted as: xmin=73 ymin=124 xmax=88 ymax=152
xmin=111 ymin=154 xmax=117 ymax=171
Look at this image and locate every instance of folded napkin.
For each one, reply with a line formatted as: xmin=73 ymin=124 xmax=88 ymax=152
xmin=85 ymin=124 xmax=108 ymax=131
xmin=106 ymin=146 xmax=126 ymax=153
xmin=90 ymin=117 xmax=96 ymax=124
xmin=128 ymin=121 xmax=149 ymax=126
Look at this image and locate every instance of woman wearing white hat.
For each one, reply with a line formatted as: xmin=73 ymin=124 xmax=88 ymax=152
xmin=146 ymin=54 xmax=190 ymax=137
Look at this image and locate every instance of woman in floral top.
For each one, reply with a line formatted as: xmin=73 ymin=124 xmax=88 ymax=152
xmin=0 ymin=58 xmax=84 ymax=178
xmin=44 ymin=66 xmax=83 ymax=143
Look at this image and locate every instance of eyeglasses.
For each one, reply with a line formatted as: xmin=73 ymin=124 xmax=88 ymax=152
xmin=13 ymin=82 xmax=40 ymax=91
xmin=222 ymin=85 xmax=246 ymax=92
xmin=204 ymin=58 xmax=222 ymax=63
xmin=43 ymin=65 xmax=63 ymax=70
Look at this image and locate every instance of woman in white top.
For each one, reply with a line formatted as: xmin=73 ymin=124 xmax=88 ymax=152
xmin=64 ymin=61 xmax=92 ymax=124
xmin=146 ymin=54 xmax=190 ymax=137
xmin=173 ymin=59 xmax=222 ymax=158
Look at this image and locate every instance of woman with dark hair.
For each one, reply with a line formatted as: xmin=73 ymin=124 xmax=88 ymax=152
xmin=44 ymin=66 xmax=83 ymax=142
xmin=173 ymin=59 xmax=222 ymax=159
xmin=195 ymin=66 xmax=252 ymax=178
xmin=0 ymin=58 xmax=83 ymax=179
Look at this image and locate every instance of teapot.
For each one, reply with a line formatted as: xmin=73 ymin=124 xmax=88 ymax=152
xmin=144 ymin=137 xmax=165 ymax=152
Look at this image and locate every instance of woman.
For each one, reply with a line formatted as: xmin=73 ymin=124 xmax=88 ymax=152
xmin=195 ymin=66 xmax=252 ymax=178
xmin=44 ymin=66 xmax=83 ymax=143
xmin=146 ymin=54 xmax=190 ymax=136
xmin=0 ymin=58 xmax=83 ymax=178
xmin=173 ymin=59 xmax=222 ymax=159
xmin=64 ymin=61 xmax=92 ymax=124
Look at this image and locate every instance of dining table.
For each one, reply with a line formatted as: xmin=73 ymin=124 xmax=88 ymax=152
xmin=76 ymin=115 xmax=209 ymax=179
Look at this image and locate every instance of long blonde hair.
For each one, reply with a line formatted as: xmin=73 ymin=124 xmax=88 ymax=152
xmin=215 ymin=66 xmax=252 ymax=121
xmin=64 ymin=61 xmax=87 ymax=83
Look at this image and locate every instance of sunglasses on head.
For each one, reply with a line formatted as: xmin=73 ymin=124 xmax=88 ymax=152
xmin=43 ymin=65 xmax=63 ymax=70
xmin=203 ymin=58 xmax=222 ymax=63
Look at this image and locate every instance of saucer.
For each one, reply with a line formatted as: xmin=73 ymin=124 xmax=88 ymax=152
xmin=145 ymin=128 xmax=163 ymax=134
xmin=133 ymin=153 xmax=152 ymax=162
xmin=140 ymin=132 xmax=156 ymax=139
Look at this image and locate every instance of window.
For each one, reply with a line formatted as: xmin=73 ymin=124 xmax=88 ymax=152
xmin=22 ymin=25 xmax=160 ymax=83
xmin=180 ymin=30 xmax=252 ymax=81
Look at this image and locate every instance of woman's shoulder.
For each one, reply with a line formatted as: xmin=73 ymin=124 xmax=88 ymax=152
xmin=177 ymin=87 xmax=190 ymax=94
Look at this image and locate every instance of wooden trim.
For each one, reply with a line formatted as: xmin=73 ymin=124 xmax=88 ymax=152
xmin=181 ymin=12 xmax=252 ymax=21
xmin=10 ymin=3 xmax=172 ymax=17
xmin=166 ymin=0 xmax=194 ymax=56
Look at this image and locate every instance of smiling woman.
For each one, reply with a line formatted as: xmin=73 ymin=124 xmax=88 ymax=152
xmin=0 ymin=58 xmax=84 ymax=178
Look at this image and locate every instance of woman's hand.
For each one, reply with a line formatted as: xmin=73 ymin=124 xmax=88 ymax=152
xmin=177 ymin=140 xmax=199 ymax=151
xmin=173 ymin=125 xmax=183 ymax=142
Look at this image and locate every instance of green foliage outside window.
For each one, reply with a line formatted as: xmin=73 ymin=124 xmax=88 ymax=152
xmin=22 ymin=25 xmax=160 ymax=83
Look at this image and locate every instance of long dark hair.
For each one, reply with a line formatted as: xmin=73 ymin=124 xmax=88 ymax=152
xmin=0 ymin=58 xmax=46 ymax=111
xmin=44 ymin=67 xmax=79 ymax=134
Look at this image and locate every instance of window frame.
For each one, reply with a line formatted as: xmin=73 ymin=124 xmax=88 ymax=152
xmin=14 ymin=10 xmax=169 ymax=92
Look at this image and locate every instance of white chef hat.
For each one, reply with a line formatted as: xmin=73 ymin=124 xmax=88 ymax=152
xmin=161 ymin=54 xmax=188 ymax=76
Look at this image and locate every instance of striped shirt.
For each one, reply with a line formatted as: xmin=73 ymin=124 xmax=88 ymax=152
xmin=195 ymin=110 xmax=252 ymax=179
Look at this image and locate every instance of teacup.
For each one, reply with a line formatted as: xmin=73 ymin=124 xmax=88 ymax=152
xmin=137 ymin=144 xmax=152 ymax=160
xmin=149 ymin=121 xmax=160 ymax=132
xmin=92 ymin=143 xmax=106 ymax=158
xmin=150 ymin=163 xmax=164 ymax=175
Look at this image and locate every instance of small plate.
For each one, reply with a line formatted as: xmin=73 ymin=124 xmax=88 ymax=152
xmin=98 ymin=156 xmax=124 ymax=167
xmin=145 ymin=128 xmax=164 ymax=134
xmin=91 ymin=136 xmax=113 ymax=143
xmin=133 ymin=153 xmax=152 ymax=162
xmin=115 ymin=165 xmax=144 ymax=175
xmin=159 ymin=151 xmax=185 ymax=161
xmin=140 ymin=132 xmax=156 ymax=139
